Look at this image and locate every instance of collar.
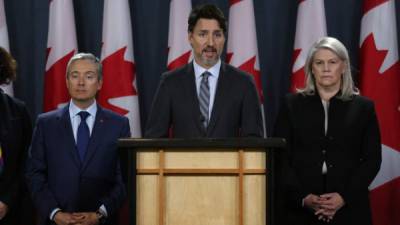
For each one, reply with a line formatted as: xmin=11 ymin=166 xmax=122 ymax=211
xmin=193 ymin=59 xmax=221 ymax=80
xmin=69 ymin=100 xmax=98 ymax=118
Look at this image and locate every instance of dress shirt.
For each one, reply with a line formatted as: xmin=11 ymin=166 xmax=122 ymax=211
xmin=69 ymin=101 xmax=97 ymax=142
xmin=193 ymin=59 xmax=221 ymax=119
xmin=50 ymin=100 xmax=108 ymax=220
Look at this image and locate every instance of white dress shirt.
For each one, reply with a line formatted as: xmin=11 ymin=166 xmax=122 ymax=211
xmin=193 ymin=59 xmax=221 ymax=120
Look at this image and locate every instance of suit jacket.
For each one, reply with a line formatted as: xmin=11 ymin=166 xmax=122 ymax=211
xmin=274 ymin=93 xmax=381 ymax=225
xmin=26 ymin=104 xmax=129 ymax=225
xmin=145 ymin=62 xmax=263 ymax=138
xmin=0 ymin=91 xmax=32 ymax=225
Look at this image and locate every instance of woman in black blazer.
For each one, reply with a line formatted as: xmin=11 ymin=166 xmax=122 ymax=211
xmin=0 ymin=47 xmax=33 ymax=225
xmin=274 ymin=37 xmax=381 ymax=225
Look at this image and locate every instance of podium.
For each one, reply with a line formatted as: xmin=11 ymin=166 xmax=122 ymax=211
xmin=118 ymin=138 xmax=285 ymax=225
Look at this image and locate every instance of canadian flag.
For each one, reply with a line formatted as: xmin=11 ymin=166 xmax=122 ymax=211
xmin=291 ymin=0 xmax=327 ymax=92
xmin=359 ymin=1 xmax=400 ymax=225
xmin=0 ymin=0 xmax=13 ymax=96
xmin=226 ymin=0 xmax=266 ymax=136
xmin=167 ymin=0 xmax=192 ymax=70
xmin=99 ymin=0 xmax=141 ymax=137
xmin=44 ymin=0 xmax=77 ymax=111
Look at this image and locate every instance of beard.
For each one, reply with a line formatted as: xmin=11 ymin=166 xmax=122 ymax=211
xmin=200 ymin=46 xmax=219 ymax=67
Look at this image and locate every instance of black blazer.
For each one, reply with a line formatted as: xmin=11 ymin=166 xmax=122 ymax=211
xmin=0 ymin=90 xmax=32 ymax=225
xmin=145 ymin=62 xmax=263 ymax=138
xmin=274 ymin=93 xmax=381 ymax=225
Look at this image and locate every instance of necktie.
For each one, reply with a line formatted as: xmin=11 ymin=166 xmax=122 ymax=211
xmin=0 ymin=144 xmax=3 ymax=175
xmin=199 ymin=71 xmax=210 ymax=128
xmin=77 ymin=111 xmax=90 ymax=161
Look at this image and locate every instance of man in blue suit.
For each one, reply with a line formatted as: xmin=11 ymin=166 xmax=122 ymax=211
xmin=26 ymin=53 xmax=129 ymax=225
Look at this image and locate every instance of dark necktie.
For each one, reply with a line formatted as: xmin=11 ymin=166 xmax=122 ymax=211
xmin=77 ymin=111 xmax=90 ymax=161
xmin=199 ymin=71 xmax=210 ymax=128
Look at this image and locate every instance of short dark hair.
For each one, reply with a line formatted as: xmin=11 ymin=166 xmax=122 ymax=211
xmin=188 ymin=4 xmax=227 ymax=33
xmin=0 ymin=46 xmax=17 ymax=85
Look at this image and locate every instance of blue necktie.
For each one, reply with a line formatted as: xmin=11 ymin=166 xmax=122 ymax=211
xmin=199 ymin=71 xmax=210 ymax=128
xmin=77 ymin=111 xmax=90 ymax=161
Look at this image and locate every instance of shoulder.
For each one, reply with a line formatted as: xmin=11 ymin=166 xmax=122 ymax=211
xmin=99 ymin=106 xmax=129 ymax=123
xmin=1 ymin=92 xmax=28 ymax=113
xmin=351 ymin=95 xmax=374 ymax=104
xmin=161 ymin=63 xmax=191 ymax=81
xmin=348 ymin=95 xmax=376 ymax=111
xmin=284 ymin=92 xmax=309 ymax=104
xmin=222 ymin=63 xmax=255 ymax=85
xmin=36 ymin=107 xmax=65 ymax=122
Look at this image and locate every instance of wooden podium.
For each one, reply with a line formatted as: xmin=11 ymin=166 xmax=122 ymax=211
xmin=118 ymin=138 xmax=285 ymax=225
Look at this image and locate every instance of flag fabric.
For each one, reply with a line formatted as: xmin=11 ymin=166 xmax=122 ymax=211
xmin=291 ymin=0 xmax=327 ymax=92
xmin=100 ymin=0 xmax=141 ymax=137
xmin=0 ymin=0 xmax=13 ymax=96
xmin=44 ymin=0 xmax=77 ymax=112
xmin=359 ymin=1 xmax=400 ymax=225
xmin=167 ymin=0 xmax=192 ymax=70
xmin=226 ymin=0 xmax=266 ymax=136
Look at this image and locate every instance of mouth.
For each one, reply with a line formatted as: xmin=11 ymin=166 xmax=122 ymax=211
xmin=202 ymin=47 xmax=217 ymax=57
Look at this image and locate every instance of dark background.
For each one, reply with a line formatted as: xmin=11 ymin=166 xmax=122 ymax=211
xmin=4 ymin=0 xmax=400 ymax=134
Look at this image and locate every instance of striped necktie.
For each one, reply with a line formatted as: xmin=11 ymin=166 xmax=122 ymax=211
xmin=199 ymin=71 xmax=211 ymax=128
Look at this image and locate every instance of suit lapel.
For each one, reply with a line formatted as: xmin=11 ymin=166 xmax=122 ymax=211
xmin=207 ymin=63 xmax=231 ymax=135
xmin=81 ymin=105 xmax=106 ymax=172
xmin=58 ymin=105 xmax=81 ymax=168
xmin=183 ymin=63 xmax=206 ymax=134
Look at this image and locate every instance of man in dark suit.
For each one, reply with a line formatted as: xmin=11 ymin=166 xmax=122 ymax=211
xmin=145 ymin=4 xmax=263 ymax=138
xmin=26 ymin=53 xmax=129 ymax=225
xmin=0 ymin=47 xmax=33 ymax=225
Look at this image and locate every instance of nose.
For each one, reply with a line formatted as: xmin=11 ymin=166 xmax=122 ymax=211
xmin=323 ymin=62 xmax=330 ymax=71
xmin=207 ymin=34 xmax=214 ymax=46
xmin=78 ymin=76 xmax=85 ymax=85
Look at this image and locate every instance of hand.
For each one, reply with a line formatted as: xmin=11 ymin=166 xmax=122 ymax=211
xmin=54 ymin=212 xmax=85 ymax=225
xmin=315 ymin=192 xmax=345 ymax=222
xmin=0 ymin=201 xmax=8 ymax=220
xmin=72 ymin=212 xmax=99 ymax=225
xmin=303 ymin=194 xmax=323 ymax=212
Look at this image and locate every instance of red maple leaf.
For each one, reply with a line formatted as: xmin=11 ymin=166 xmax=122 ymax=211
xmin=44 ymin=48 xmax=75 ymax=111
xmin=363 ymin=0 xmax=389 ymax=15
xmin=360 ymin=34 xmax=400 ymax=151
xmin=98 ymin=47 xmax=137 ymax=115
xmin=167 ymin=50 xmax=191 ymax=71
xmin=290 ymin=48 xmax=305 ymax=92
xmin=227 ymin=53 xmax=264 ymax=102
xmin=370 ymin=177 xmax=400 ymax=225
xmin=229 ymin=0 xmax=242 ymax=6
xmin=360 ymin=33 xmax=400 ymax=225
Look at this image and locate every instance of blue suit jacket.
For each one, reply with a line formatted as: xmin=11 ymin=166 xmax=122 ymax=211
xmin=26 ymin=104 xmax=129 ymax=225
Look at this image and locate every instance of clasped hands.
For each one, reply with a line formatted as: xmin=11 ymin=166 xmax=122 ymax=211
xmin=54 ymin=211 xmax=99 ymax=225
xmin=304 ymin=192 xmax=345 ymax=222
